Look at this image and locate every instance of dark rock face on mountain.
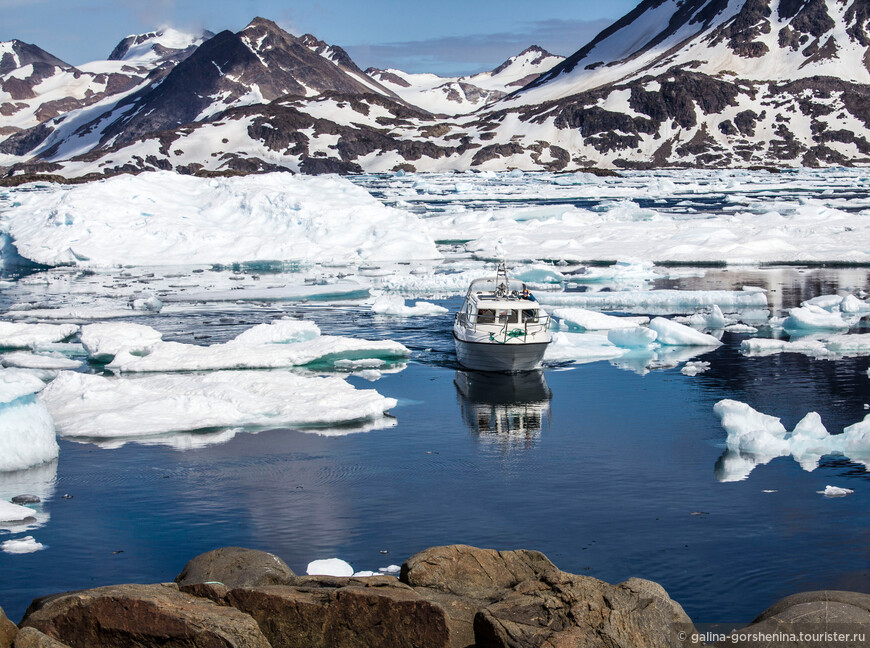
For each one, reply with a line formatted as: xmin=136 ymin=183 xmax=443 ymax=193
xmin=2 ymin=0 xmax=870 ymax=177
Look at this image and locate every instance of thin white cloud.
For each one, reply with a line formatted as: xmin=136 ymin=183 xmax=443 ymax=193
xmin=345 ymin=18 xmax=612 ymax=75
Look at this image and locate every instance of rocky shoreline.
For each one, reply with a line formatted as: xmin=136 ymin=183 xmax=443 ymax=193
xmin=1 ymin=544 xmax=868 ymax=648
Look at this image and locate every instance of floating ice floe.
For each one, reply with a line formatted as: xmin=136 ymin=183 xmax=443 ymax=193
xmin=782 ymin=305 xmax=850 ymax=333
xmin=1 ymin=535 xmax=44 ymax=554
xmin=0 ymin=322 xmax=79 ymax=349
xmin=2 ymin=172 xmax=441 ymax=267
xmin=740 ymin=333 xmax=870 ymax=359
xmin=803 ymin=293 xmax=870 ymax=314
xmin=713 ymin=399 xmax=870 ymax=481
xmin=0 ymin=370 xmax=58 ymax=472
xmin=370 ymin=294 xmax=448 ymax=317
xmin=40 ymin=370 xmax=398 ymax=439
xmin=818 ymin=485 xmax=854 ymax=497
xmin=537 ymin=289 xmax=768 ymax=315
xmin=649 ymin=318 xmax=723 ymax=346
xmin=5 ymin=307 xmax=150 ymax=321
xmin=306 ymin=558 xmax=354 ymax=577
xmin=681 ymin=361 xmax=711 ymax=376
xmin=553 ymin=307 xmax=648 ymax=331
xmin=78 ymin=320 xmax=410 ymax=372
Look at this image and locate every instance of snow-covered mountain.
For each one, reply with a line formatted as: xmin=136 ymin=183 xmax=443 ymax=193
xmin=366 ymin=46 xmax=564 ymax=115
xmin=0 ymin=30 xmax=207 ymax=148
xmin=2 ymin=1 xmax=870 ymax=179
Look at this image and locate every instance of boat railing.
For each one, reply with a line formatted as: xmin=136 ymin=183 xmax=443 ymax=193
xmin=455 ymin=312 xmax=551 ymax=342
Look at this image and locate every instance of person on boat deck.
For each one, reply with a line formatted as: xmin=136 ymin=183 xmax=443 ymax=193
xmin=521 ymin=285 xmax=535 ymax=301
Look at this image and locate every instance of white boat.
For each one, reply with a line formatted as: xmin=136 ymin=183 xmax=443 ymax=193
xmin=453 ymin=264 xmax=551 ymax=372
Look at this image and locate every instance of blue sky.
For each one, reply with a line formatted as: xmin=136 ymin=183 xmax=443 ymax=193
xmin=0 ymin=0 xmax=639 ymax=75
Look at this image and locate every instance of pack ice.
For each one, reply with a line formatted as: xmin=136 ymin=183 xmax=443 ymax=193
xmin=42 ymin=318 xmax=407 ymax=440
xmin=1 ymin=172 xmax=441 ymax=267
xmin=81 ymin=319 xmax=409 ymax=372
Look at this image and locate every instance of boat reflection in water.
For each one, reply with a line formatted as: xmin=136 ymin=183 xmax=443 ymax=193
xmin=454 ymin=370 xmax=552 ymax=450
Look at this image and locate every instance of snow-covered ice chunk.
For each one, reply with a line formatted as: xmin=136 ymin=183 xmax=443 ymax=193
xmin=649 ymin=318 xmax=723 ymax=346
xmin=81 ymin=322 xmax=164 ymax=363
xmin=0 ymin=322 xmax=78 ymax=349
xmin=379 ymin=564 xmax=401 ymax=574
xmin=107 ymin=335 xmax=409 ymax=373
xmin=1 ymin=352 xmax=82 ymax=370
xmin=307 ymin=558 xmax=354 ymax=577
xmin=3 ymin=172 xmax=441 ymax=267
xmin=1 ymin=535 xmax=44 ymax=554
xmin=553 ymin=308 xmax=648 ymax=331
xmin=0 ymin=370 xmax=58 ymax=472
xmin=371 ymin=294 xmax=448 ymax=317
xmin=818 ymin=485 xmax=854 ymax=497
xmin=782 ymin=305 xmax=849 ymax=333
xmin=607 ymin=326 xmax=658 ymax=348
xmin=681 ymin=361 xmax=710 ymax=376
xmin=40 ymin=370 xmax=398 ymax=439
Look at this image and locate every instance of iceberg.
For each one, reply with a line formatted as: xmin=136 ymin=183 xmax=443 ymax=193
xmin=607 ymin=326 xmax=658 ymax=349
xmin=553 ymin=308 xmax=648 ymax=331
xmin=40 ymin=370 xmax=398 ymax=439
xmin=681 ymin=361 xmax=710 ymax=376
xmin=649 ymin=318 xmax=723 ymax=346
xmin=2 ymin=172 xmax=441 ymax=267
xmin=0 ymin=370 xmax=58 ymax=472
xmin=713 ymin=399 xmax=870 ymax=480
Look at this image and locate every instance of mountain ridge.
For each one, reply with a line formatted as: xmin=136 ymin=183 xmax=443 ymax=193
xmin=2 ymin=0 xmax=870 ymax=179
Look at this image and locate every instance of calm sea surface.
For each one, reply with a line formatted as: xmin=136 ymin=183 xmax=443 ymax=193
xmin=1 ymin=265 xmax=868 ymax=624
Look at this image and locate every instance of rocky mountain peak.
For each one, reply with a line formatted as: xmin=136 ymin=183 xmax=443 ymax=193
xmin=0 ymin=39 xmax=72 ymax=76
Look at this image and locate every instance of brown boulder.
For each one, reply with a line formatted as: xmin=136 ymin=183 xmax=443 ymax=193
xmin=721 ymin=590 xmax=870 ymax=648
xmin=400 ymin=545 xmax=557 ymax=600
xmin=175 ymin=546 xmax=295 ymax=589
xmin=227 ymin=576 xmax=453 ymax=648
xmin=21 ymin=583 xmax=271 ymax=648
xmin=0 ymin=606 xmax=17 ymax=648
xmin=11 ymin=627 xmax=70 ymax=648
xmin=474 ymin=569 xmax=695 ymax=648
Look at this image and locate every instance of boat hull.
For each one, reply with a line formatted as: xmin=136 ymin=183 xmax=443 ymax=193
xmin=453 ymin=333 xmax=548 ymax=373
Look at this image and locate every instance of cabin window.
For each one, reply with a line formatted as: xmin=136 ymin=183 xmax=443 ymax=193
xmin=477 ymin=309 xmax=495 ymax=324
xmin=522 ymin=309 xmax=539 ymax=323
xmin=497 ymin=309 xmax=519 ymax=324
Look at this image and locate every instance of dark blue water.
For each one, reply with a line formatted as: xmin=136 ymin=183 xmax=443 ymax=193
xmin=1 ymin=268 xmax=869 ymax=625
